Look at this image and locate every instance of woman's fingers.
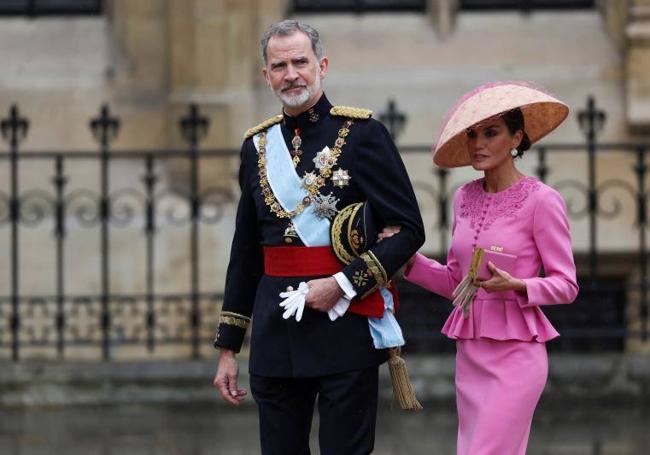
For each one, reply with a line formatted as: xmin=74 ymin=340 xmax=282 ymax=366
xmin=377 ymin=225 xmax=402 ymax=242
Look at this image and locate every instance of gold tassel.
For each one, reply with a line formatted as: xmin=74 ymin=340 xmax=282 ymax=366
xmin=388 ymin=347 xmax=423 ymax=411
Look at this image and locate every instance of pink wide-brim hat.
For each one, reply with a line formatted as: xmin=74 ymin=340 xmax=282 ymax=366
xmin=433 ymin=81 xmax=569 ymax=168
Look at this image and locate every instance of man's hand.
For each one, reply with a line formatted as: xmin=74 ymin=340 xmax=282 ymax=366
xmin=213 ymin=349 xmax=247 ymax=406
xmin=305 ymin=277 xmax=344 ymax=312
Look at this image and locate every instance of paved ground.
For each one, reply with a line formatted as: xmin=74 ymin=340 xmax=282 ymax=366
xmin=0 ymin=400 xmax=648 ymax=454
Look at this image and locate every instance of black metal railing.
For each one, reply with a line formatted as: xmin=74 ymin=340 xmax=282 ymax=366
xmin=0 ymin=96 xmax=648 ymax=360
xmin=0 ymin=103 xmax=235 ymax=361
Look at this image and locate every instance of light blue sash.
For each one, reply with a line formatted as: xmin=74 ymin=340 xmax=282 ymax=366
xmin=254 ymin=123 xmax=404 ymax=349
xmin=369 ymin=288 xmax=405 ymax=349
xmin=253 ymin=124 xmax=330 ymax=247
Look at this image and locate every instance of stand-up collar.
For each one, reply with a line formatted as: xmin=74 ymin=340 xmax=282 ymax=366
xmin=282 ymin=94 xmax=332 ymax=131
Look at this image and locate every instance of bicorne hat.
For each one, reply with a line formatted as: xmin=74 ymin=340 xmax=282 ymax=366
xmin=331 ymin=202 xmax=379 ymax=265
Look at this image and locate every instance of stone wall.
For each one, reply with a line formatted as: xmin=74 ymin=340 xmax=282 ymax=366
xmin=3 ymin=2 xmax=650 ymax=357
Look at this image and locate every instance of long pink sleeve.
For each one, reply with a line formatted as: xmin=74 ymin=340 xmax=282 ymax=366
xmin=520 ymin=189 xmax=579 ymax=307
xmin=404 ymin=196 xmax=463 ymax=300
xmin=404 ymin=251 xmax=461 ymax=300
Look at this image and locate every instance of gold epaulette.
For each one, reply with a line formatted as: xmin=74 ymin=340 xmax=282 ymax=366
xmin=330 ymin=106 xmax=373 ymax=119
xmin=244 ymin=114 xmax=283 ymax=139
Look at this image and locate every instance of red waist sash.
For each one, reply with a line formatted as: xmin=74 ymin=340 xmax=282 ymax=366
xmin=263 ymin=246 xmax=399 ymax=318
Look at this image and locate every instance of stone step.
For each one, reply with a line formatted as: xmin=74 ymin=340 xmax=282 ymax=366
xmin=1 ymin=353 xmax=649 ymax=407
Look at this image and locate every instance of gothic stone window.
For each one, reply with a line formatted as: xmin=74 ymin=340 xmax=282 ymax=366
xmin=0 ymin=0 xmax=102 ymax=16
xmin=459 ymin=0 xmax=594 ymax=10
xmin=292 ymin=0 xmax=426 ymax=13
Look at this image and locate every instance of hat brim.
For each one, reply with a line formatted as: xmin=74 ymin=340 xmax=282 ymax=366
xmin=433 ymin=83 xmax=569 ymax=168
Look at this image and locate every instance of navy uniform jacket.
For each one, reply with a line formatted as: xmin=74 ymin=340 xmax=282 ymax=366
xmin=214 ymin=94 xmax=425 ymax=377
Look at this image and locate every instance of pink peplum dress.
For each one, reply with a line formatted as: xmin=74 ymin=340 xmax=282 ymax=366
xmin=404 ymin=176 xmax=578 ymax=455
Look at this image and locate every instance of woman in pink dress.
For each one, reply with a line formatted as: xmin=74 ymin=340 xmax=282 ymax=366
xmin=386 ymin=82 xmax=579 ymax=454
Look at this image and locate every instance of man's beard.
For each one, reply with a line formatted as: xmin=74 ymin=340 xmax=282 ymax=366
xmin=276 ymin=76 xmax=321 ymax=109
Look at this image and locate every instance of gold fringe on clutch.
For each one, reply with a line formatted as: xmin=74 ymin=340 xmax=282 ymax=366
xmin=451 ymin=247 xmax=483 ymax=318
xmin=388 ymin=347 xmax=423 ymax=411
xmin=452 ymin=274 xmax=478 ymax=318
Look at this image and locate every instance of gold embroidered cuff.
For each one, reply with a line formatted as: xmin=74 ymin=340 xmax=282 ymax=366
xmin=218 ymin=311 xmax=251 ymax=330
xmin=360 ymin=251 xmax=388 ymax=287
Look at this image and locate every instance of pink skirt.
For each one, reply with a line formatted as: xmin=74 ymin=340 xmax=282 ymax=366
xmin=455 ymin=339 xmax=548 ymax=455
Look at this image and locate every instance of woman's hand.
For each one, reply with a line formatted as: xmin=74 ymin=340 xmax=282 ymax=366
xmin=475 ymin=261 xmax=526 ymax=293
xmin=377 ymin=225 xmax=401 ymax=242
xmin=377 ymin=226 xmax=416 ymax=271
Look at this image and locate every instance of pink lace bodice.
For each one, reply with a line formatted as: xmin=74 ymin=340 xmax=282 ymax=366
xmin=459 ymin=176 xmax=540 ymax=230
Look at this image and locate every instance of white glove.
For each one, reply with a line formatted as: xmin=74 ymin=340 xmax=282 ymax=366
xmin=278 ymin=282 xmax=309 ymax=322
xmin=328 ymin=297 xmax=351 ymax=321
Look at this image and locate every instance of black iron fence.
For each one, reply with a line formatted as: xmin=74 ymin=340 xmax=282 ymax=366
xmin=0 ymin=97 xmax=648 ymax=360
xmin=0 ymin=104 xmax=234 ymax=361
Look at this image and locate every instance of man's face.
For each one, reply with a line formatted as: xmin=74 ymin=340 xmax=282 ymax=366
xmin=262 ymin=32 xmax=328 ymax=114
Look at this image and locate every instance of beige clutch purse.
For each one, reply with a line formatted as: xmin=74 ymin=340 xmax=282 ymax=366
xmin=453 ymin=246 xmax=516 ymax=318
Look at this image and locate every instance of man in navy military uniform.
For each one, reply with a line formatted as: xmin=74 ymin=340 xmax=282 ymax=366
xmin=213 ymin=19 xmax=425 ymax=454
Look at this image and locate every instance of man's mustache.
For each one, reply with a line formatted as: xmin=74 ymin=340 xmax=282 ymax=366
xmin=281 ymin=84 xmax=307 ymax=92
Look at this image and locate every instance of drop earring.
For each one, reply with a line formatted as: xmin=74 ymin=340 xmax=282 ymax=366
xmin=510 ymin=148 xmax=518 ymax=157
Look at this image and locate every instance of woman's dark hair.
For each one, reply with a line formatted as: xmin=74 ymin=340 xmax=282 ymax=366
xmin=501 ymin=108 xmax=531 ymax=158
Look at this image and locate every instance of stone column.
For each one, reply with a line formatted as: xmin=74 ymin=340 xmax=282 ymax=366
xmin=598 ymin=0 xmax=630 ymax=51
xmin=626 ymin=1 xmax=650 ymax=133
xmin=626 ymin=268 xmax=650 ymax=353
xmin=105 ymin=0 xmax=170 ymax=148
xmin=167 ymin=0 xmax=288 ymax=149
xmin=427 ymin=0 xmax=458 ymax=40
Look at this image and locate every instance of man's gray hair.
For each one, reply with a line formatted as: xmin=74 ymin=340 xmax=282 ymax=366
xmin=261 ymin=20 xmax=323 ymax=64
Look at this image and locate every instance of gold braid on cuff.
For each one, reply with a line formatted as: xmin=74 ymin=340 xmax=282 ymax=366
xmin=360 ymin=251 xmax=388 ymax=288
xmin=218 ymin=311 xmax=251 ymax=330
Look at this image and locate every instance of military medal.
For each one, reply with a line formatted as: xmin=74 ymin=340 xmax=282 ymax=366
xmin=302 ymin=171 xmax=318 ymax=188
xmin=332 ymin=168 xmax=351 ymax=188
xmin=290 ymin=128 xmax=303 ymax=167
xmin=255 ymin=119 xmax=353 ymax=220
xmin=313 ymin=147 xmax=337 ymax=171
xmin=312 ymin=192 xmax=339 ymax=220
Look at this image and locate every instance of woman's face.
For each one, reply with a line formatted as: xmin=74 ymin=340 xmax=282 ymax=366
xmin=466 ymin=116 xmax=522 ymax=171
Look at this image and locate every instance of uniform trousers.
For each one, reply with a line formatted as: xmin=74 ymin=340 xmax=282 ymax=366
xmin=250 ymin=366 xmax=379 ymax=455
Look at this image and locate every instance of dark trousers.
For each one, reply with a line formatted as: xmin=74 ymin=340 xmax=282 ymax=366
xmin=250 ymin=366 xmax=379 ymax=455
